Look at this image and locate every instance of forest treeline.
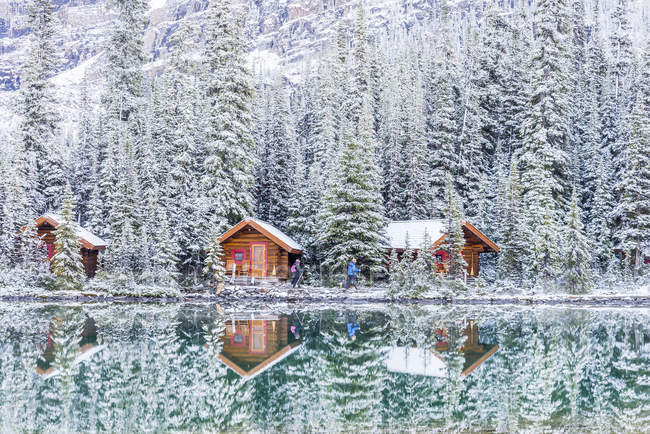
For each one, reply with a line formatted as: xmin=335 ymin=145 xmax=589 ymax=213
xmin=0 ymin=0 xmax=648 ymax=292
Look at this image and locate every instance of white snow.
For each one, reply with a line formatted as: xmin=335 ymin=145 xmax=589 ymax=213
xmin=383 ymin=346 xmax=447 ymax=377
xmin=385 ymin=220 xmax=446 ymax=250
xmin=42 ymin=213 xmax=107 ymax=248
xmin=149 ymin=0 xmax=166 ymax=12
xmin=242 ymin=217 xmax=304 ymax=251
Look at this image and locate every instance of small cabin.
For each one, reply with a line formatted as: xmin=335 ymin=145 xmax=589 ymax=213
xmin=33 ymin=214 xmax=107 ymax=277
xmin=217 ymin=314 xmax=302 ymax=381
xmin=219 ymin=218 xmax=303 ymax=281
xmin=385 ymin=220 xmax=499 ymax=277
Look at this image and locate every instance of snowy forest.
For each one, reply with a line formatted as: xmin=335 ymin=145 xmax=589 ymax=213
xmin=0 ymin=0 xmax=648 ymax=294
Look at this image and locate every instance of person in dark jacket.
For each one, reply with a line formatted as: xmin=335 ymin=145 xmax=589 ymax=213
xmin=291 ymin=259 xmax=302 ymax=288
xmin=344 ymin=258 xmax=360 ymax=290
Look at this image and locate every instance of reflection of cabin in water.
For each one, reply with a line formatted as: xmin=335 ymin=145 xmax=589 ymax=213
xmin=36 ymin=315 xmax=104 ymax=378
xmin=384 ymin=319 xmax=498 ymax=377
xmin=219 ymin=218 xmax=303 ymax=282
xmin=385 ymin=220 xmax=499 ymax=277
xmin=218 ymin=314 xmax=302 ymax=381
xmin=31 ymin=214 xmax=107 ymax=277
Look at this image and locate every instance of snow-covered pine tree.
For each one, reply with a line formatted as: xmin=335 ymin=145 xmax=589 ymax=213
xmin=18 ymin=0 xmax=63 ymax=213
xmin=457 ymin=33 xmax=484 ymax=217
xmin=611 ymin=94 xmax=650 ymax=279
xmin=254 ymin=81 xmax=295 ymax=229
xmin=70 ymin=73 xmax=99 ymax=225
xmin=498 ymin=158 xmax=528 ymax=282
xmin=202 ymin=0 xmax=257 ymax=226
xmin=152 ymin=212 xmax=180 ymax=286
xmin=519 ymin=0 xmax=572 ymax=286
xmin=427 ymin=4 xmax=460 ymax=215
xmin=320 ymin=97 xmax=387 ymax=278
xmin=441 ymin=176 xmax=466 ymax=280
xmin=51 ymin=183 xmax=85 ymax=290
xmin=203 ymin=226 xmax=226 ymax=286
xmin=562 ymin=188 xmax=593 ymax=293
xmin=588 ymin=153 xmax=615 ymax=272
xmin=348 ymin=1 xmax=371 ymax=134
xmin=402 ymin=61 xmax=431 ymax=220
xmin=161 ymin=23 xmax=206 ymax=276
xmin=381 ymin=61 xmax=407 ymax=220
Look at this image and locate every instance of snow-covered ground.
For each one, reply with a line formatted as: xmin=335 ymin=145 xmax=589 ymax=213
xmin=1 ymin=279 xmax=648 ymax=306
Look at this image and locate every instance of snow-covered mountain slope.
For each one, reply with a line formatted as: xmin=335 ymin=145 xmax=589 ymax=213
xmin=0 ymin=0 xmax=647 ymax=142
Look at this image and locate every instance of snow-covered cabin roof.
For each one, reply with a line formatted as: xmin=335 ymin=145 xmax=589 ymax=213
xmin=219 ymin=217 xmax=303 ymax=253
xmin=385 ymin=220 xmax=446 ymax=250
xmin=385 ymin=220 xmax=500 ymax=253
xmin=34 ymin=214 xmax=107 ymax=250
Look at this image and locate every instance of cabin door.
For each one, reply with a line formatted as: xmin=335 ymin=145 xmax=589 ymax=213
xmin=250 ymin=243 xmax=267 ymax=278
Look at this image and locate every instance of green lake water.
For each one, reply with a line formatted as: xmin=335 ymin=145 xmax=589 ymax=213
xmin=0 ymin=302 xmax=648 ymax=432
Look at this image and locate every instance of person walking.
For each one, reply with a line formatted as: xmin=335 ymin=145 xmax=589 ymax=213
xmin=345 ymin=258 xmax=360 ymax=290
xmin=291 ymin=259 xmax=302 ymax=288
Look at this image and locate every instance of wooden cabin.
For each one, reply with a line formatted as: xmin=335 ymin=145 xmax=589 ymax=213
xmin=219 ymin=218 xmax=303 ymax=282
xmin=384 ymin=319 xmax=499 ymax=378
xmin=217 ymin=314 xmax=302 ymax=381
xmin=32 ymin=214 xmax=107 ymax=277
xmin=385 ymin=220 xmax=499 ymax=277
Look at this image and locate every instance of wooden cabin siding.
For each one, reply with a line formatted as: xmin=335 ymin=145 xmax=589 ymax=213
xmin=221 ymin=228 xmax=291 ymax=280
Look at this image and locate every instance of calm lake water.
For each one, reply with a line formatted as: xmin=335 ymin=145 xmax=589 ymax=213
xmin=0 ymin=302 xmax=648 ymax=432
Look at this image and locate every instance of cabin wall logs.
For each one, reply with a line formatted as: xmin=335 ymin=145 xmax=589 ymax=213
xmin=221 ymin=228 xmax=291 ymax=280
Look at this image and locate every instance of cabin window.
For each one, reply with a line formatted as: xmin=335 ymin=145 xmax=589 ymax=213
xmin=232 ymin=250 xmax=246 ymax=264
xmin=435 ymin=254 xmax=444 ymax=264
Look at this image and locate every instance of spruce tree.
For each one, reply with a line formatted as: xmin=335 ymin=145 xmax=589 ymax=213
xmin=427 ymin=11 xmax=460 ymax=215
xmin=562 ymin=189 xmax=593 ymax=293
xmin=18 ymin=0 xmax=63 ymax=212
xmin=202 ymin=0 xmax=256 ymax=226
xmin=441 ymin=176 xmax=466 ymax=280
xmin=320 ymin=98 xmax=387 ymax=277
xmin=152 ymin=213 xmax=180 ymax=286
xmin=519 ymin=0 xmax=572 ymax=286
xmin=611 ymin=95 xmax=650 ymax=279
xmin=204 ymin=227 xmax=226 ymax=286
xmin=51 ymin=184 xmax=85 ymax=290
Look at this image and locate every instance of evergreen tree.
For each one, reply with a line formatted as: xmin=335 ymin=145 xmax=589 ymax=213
xmin=441 ymin=176 xmax=466 ymax=280
xmin=498 ymin=158 xmax=528 ymax=282
xmin=427 ymin=9 xmax=460 ymax=214
xmin=611 ymin=95 xmax=650 ymax=278
xmin=202 ymin=0 xmax=257 ymax=226
xmin=18 ymin=0 xmax=63 ymax=212
xmin=562 ymin=189 xmax=593 ymax=293
xmin=254 ymin=82 xmax=295 ymax=229
xmin=51 ymin=183 xmax=85 ymax=290
xmin=152 ymin=213 xmax=180 ymax=286
xmin=519 ymin=0 xmax=572 ymax=285
xmin=320 ymin=98 xmax=387 ymax=277
xmin=204 ymin=226 xmax=226 ymax=286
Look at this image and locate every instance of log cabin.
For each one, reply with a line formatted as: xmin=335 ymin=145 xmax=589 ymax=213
xmin=385 ymin=220 xmax=499 ymax=277
xmin=32 ymin=214 xmax=107 ymax=277
xmin=216 ymin=313 xmax=302 ymax=382
xmin=219 ymin=218 xmax=303 ymax=282
xmin=384 ymin=319 xmax=499 ymax=378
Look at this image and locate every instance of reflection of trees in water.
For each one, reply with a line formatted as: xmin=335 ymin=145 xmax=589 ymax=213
xmin=0 ymin=304 xmax=649 ymax=431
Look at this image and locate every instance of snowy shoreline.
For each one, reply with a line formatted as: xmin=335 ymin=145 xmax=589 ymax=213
xmin=1 ymin=285 xmax=649 ymax=307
